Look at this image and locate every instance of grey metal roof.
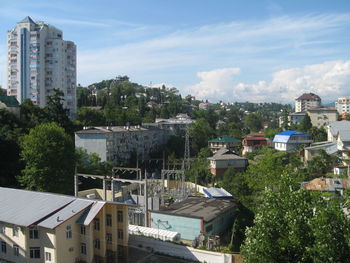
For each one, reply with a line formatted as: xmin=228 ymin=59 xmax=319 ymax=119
xmin=328 ymin=121 xmax=350 ymax=140
xmin=203 ymin=187 xmax=232 ymax=198
xmin=38 ymin=199 xmax=93 ymax=229
xmin=0 ymin=187 xmax=75 ymax=227
xmin=76 ymin=201 xmax=105 ymax=226
xmin=151 ymin=197 xmax=237 ymax=222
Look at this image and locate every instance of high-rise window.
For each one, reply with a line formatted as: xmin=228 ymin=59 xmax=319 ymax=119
xmin=30 ymin=247 xmax=40 ymax=258
xmin=13 ymin=245 xmax=19 ymax=256
xmin=80 ymin=243 xmax=87 ymax=255
xmin=66 ymin=225 xmax=72 ymax=239
xmin=117 ymin=211 xmax=123 ymax=223
xmin=45 ymin=251 xmax=51 ymax=261
xmin=106 ymin=214 xmax=112 ymax=227
xmin=106 ymin=233 xmax=112 ymax=245
xmin=80 ymin=226 xmax=86 ymax=235
xmin=94 ymin=218 xmax=100 ymax=231
xmin=12 ymin=225 xmax=19 ymax=237
xmin=1 ymin=241 xmax=6 ymax=253
xmin=29 ymin=228 xmax=39 ymax=239
xmin=118 ymin=229 xmax=124 ymax=240
xmin=94 ymin=239 xmax=100 ymax=249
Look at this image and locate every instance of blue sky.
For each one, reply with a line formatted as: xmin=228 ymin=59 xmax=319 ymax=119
xmin=1 ymin=0 xmax=350 ymax=103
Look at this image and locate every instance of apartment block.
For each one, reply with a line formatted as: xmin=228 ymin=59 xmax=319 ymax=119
xmin=307 ymin=107 xmax=338 ymax=128
xmin=7 ymin=17 xmax=76 ymax=118
xmin=75 ymin=126 xmax=168 ymax=164
xmin=295 ymin=93 xmax=321 ymax=112
xmin=335 ymin=97 xmax=350 ymax=115
xmin=0 ymin=187 xmax=128 ymax=263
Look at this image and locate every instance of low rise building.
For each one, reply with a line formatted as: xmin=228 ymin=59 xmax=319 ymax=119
xmin=208 ymin=148 xmax=248 ymax=177
xmin=75 ymin=126 xmax=168 ymax=165
xmin=301 ymin=177 xmax=349 ymax=195
xmin=0 ymin=187 xmax=129 ymax=263
xmin=307 ymin=107 xmax=338 ymax=128
xmin=144 ymin=115 xmax=195 ymax=136
xmin=148 ymin=197 xmax=237 ymax=241
xmin=327 ymin=121 xmax=350 ymax=165
xmin=242 ymin=133 xmax=268 ymax=155
xmin=273 ymin=130 xmax=313 ymax=151
xmin=208 ymin=136 xmax=241 ymax=154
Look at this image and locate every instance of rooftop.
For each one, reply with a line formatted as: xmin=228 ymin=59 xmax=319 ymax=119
xmin=209 ymin=136 xmax=241 ymax=143
xmin=203 ymin=187 xmax=232 ymax=199
xmin=296 ymin=93 xmax=321 ymax=101
xmin=0 ymin=95 xmax=19 ymax=107
xmin=328 ymin=121 xmax=350 ymax=142
xmin=152 ymin=197 xmax=237 ymax=222
xmin=75 ymin=126 xmax=159 ymax=134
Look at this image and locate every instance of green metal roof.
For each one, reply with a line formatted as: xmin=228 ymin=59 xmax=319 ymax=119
xmin=0 ymin=95 xmax=19 ymax=107
xmin=208 ymin=136 xmax=241 ymax=143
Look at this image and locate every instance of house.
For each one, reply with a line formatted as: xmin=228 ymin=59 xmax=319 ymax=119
xmin=148 ymin=197 xmax=237 ymax=241
xmin=295 ymin=93 xmax=321 ymax=112
xmin=304 ymin=141 xmax=338 ymax=162
xmin=208 ymin=148 xmax=248 ymax=177
xmin=208 ymin=136 xmax=241 ymax=154
xmin=335 ymin=96 xmax=350 ymax=115
xmin=273 ymin=130 xmax=313 ymax=151
xmin=242 ymin=133 xmax=268 ymax=155
xmin=0 ymin=187 xmax=129 ymax=263
xmin=301 ymin=177 xmax=349 ymax=195
xmin=75 ymin=126 xmax=168 ymax=165
xmin=307 ymin=107 xmax=338 ymax=128
xmin=0 ymin=95 xmax=20 ymax=118
xmin=327 ymin=121 xmax=350 ymax=165
xmin=143 ymin=115 xmax=195 ymax=136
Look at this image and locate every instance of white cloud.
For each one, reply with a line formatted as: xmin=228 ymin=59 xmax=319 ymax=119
xmin=187 ymin=68 xmax=240 ymax=101
xmin=232 ymin=61 xmax=350 ymax=103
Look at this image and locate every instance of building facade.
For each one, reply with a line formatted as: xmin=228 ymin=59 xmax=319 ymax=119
xmin=335 ymin=97 xmax=350 ymax=115
xmin=307 ymin=107 xmax=338 ymax=128
xmin=7 ymin=17 xmax=76 ymax=118
xmin=273 ymin=130 xmax=313 ymax=151
xmin=75 ymin=126 xmax=168 ymax=165
xmin=208 ymin=136 xmax=241 ymax=154
xmin=295 ymin=93 xmax=321 ymax=113
xmin=208 ymin=149 xmax=248 ymax=177
xmin=0 ymin=187 xmax=129 ymax=263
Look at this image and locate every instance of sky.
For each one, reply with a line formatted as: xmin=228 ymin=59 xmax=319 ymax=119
xmin=1 ymin=0 xmax=350 ymax=103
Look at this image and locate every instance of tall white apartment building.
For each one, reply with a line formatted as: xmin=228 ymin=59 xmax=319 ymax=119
xmin=7 ymin=17 xmax=76 ymax=118
xmin=295 ymin=93 xmax=321 ymax=113
xmin=335 ymin=97 xmax=350 ymax=115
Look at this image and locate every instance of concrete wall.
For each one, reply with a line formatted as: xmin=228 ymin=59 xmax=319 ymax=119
xmin=129 ymin=235 xmax=236 ymax=263
xmin=75 ymin=133 xmax=107 ymax=161
xmin=150 ymin=213 xmax=202 ymax=241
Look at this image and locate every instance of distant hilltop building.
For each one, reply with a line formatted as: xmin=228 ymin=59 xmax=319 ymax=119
xmin=295 ymin=93 xmax=321 ymax=112
xmin=7 ymin=16 xmax=77 ymax=118
xmin=335 ymin=97 xmax=350 ymax=116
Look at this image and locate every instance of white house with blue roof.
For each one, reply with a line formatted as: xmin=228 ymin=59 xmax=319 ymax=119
xmin=273 ymin=130 xmax=313 ymax=151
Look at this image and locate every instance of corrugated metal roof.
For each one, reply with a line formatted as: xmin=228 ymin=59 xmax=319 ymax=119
xmin=203 ymin=187 xmax=232 ymax=199
xmin=0 ymin=187 xmax=75 ymax=227
xmin=209 ymin=136 xmax=240 ymax=143
xmin=76 ymin=201 xmax=105 ymax=226
xmin=129 ymin=224 xmax=180 ymax=241
xmin=38 ymin=199 xmax=94 ymax=229
xmin=273 ymin=130 xmax=312 ymax=143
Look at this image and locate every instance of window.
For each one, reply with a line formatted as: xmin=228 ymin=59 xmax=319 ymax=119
xmin=12 ymin=225 xmax=19 ymax=237
xmin=80 ymin=243 xmax=87 ymax=255
xmin=30 ymin=247 xmax=40 ymax=258
xmin=117 ymin=229 xmax=123 ymax=240
xmin=0 ymin=225 xmax=5 ymax=234
xmin=45 ymin=251 xmax=51 ymax=261
xmin=66 ymin=225 xmax=72 ymax=239
xmin=94 ymin=218 xmax=100 ymax=231
xmin=13 ymin=245 xmax=19 ymax=256
xmin=29 ymin=228 xmax=39 ymax=239
xmin=106 ymin=233 xmax=112 ymax=244
xmin=80 ymin=226 xmax=86 ymax=235
xmin=117 ymin=211 xmax=123 ymax=223
xmin=94 ymin=239 xmax=100 ymax=249
xmin=106 ymin=214 xmax=112 ymax=227
xmin=1 ymin=241 xmax=6 ymax=253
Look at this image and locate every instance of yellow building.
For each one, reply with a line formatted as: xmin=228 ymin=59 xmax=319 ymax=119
xmin=0 ymin=187 xmax=128 ymax=263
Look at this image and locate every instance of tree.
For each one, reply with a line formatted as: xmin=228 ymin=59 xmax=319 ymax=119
xmin=241 ymin=173 xmax=350 ymax=263
xmin=77 ymin=107 xmax=106 ymax=126
xmin=244 ymin=113 xmax=263 ymax=132
xmin=299 ymin=114 xmax=312 ymax=132
xmin=189 ymin=118 xmax=215 ymax=154
xmin=19 ymin=122 xmax=75 ymax=194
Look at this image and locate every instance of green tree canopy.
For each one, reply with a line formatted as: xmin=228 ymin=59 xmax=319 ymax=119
xmin=19 ymin=122 xmax=75 ymax=194
xmin=241 ymin=174 xmax=350 ymax=263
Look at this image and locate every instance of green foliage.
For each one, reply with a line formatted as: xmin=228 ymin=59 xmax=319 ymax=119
xmin=308 ymin=126 xmax=327 ymax=142
xmin=19 ymin=122 xmax=75 ymax=194
xmin=77 ymin=107 xmax=106 ymax=126
xmin=306 ymin=150 xmax=339 ymax=179
xmin=299 ymin=114 xmax=312 ymax=132
xmin=189 ymin=118 xmax=215 ymax=154
xmin=241 ymin=173 xmax=350 ymax=263
xmin=244 ymin=113 xmax=263 ymax=132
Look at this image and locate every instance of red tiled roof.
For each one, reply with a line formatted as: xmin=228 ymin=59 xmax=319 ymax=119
xmin=296 ymin=93 xmax=321 ymax=101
